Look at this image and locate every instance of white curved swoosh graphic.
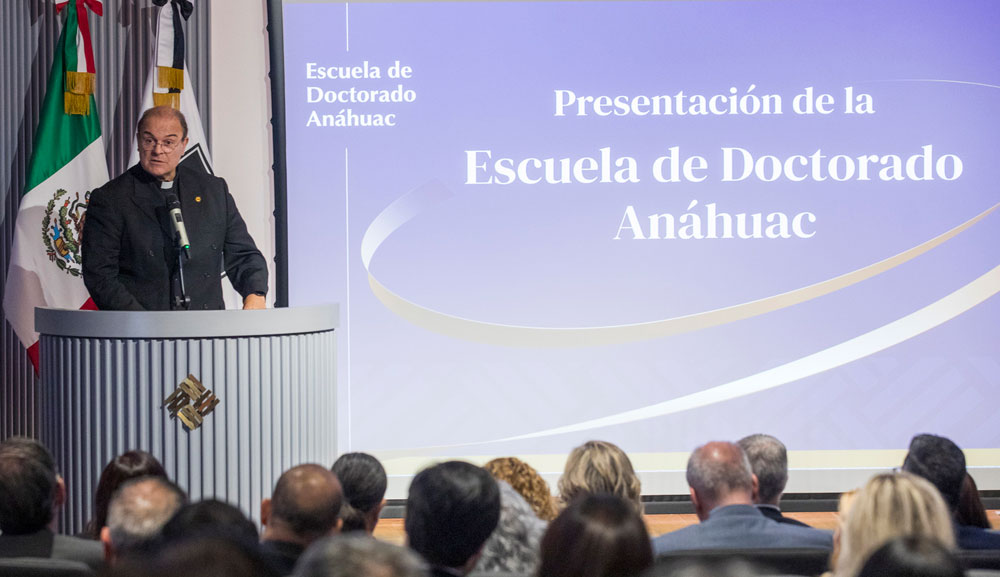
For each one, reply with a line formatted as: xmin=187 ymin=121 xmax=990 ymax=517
xmin=367 ymin=261 xmax=1000 ymax=456
xmin=361 ymin=179 xmax=998 ymax=347
xmin=493 ymin=262 xmax=1000 ymax=441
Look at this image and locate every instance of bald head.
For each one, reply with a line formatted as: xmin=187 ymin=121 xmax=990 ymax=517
xmin=266 ymin=464 xmax=343 ymax=544
xmin=137 ymin=106 xmax=188 ymax=139
xmin=686 ymin=442 xmax=755 ymax=517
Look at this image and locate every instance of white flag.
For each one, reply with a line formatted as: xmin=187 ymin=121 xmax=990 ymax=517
xmin=129 ymin=0 xmax=244 ymax=308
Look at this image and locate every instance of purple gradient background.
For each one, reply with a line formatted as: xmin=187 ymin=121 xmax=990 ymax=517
xmin=283 ymin=1 xmax=1000 ymax=456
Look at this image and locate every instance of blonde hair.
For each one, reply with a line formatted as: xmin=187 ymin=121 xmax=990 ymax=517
xmin=557 ymin=441 xmax=642 ymax=513
xmin=827 ymin=489 xmax=858 ymax=575
xmin=834 ymin=473 xmax=955 ymax=577
xmin=484 ymin=457 xmax=559 ymax=521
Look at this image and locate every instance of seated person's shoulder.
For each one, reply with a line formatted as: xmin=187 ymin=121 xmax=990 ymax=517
xmin=766 ymin=521 xmax=834 ymax=547
xmin=52 ymin=534 xmax=104 ymax=568
xmin=958 ymin=525 xmax=1000 ymax=550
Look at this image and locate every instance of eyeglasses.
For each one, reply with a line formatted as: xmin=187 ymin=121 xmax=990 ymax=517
xmin=139 ymin=136 xmax=181 ymax=152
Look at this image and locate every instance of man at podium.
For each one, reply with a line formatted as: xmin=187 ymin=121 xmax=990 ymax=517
xmin=82 ymin=107 xmax=267 ymax=311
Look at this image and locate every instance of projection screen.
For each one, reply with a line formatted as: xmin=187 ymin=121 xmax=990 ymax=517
xmin=269 ymin=0 xmax=1000 ymax=497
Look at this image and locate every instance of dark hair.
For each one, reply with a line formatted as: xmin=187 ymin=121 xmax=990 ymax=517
xmin=161 ymin=499 xmax=259 ymax=545
xmin=270 ymin=464 xmax=342 ymax=540
xmin=857 ymin=535 xmax=963 ymax=577
xmin=0 ymin=437 xmax=57 ymax=534
xmin=642 ymin=558 xmax=764 ymax=577
xmin=82 ymin=450 xmax=167 ymax=538
xmin=114 ymin=536 xmax=279 ymax=577
xmin=956 ymin=473 xmax=990 ymax=529
xmin=737 ymin=434 xmax=788 ymax=504
xmin=294 ymin=534 xmax=429 ymax=577
xmin=137 ymin=106 xmax=188 ymax=139
xmin=538 ymin=493 xmax=653 ymax=577
xmin=901 ymin=434 xmax=966 ymax=510
xmin=332 ymin=452 xmax=387 ymax=532
xmin=405 ymin=461 xmax=500 ymax=569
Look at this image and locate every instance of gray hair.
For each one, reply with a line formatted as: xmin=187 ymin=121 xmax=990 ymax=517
xmin=294 ymin=534 xmax=429 ymax=577
xmin=737 ymin=434 xmax=789 ymax=504
xmin=107 ymin=476 xmax=185 ymax=553
xmin=685 ymin=442 xmax=754 ymax=503
xmin=475 ymin=480 xmax=547 ymax=573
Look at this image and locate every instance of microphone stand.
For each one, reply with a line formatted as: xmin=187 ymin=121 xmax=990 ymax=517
xmin=173 ymin=232 xmax=192 ymax=310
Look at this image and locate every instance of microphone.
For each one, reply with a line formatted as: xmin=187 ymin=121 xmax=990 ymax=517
xmin=165 ymin=192 xmax=191 ymax=259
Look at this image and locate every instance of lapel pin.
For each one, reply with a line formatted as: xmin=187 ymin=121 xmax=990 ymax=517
xmin=195 ymin=196 xmax=202 ymax=203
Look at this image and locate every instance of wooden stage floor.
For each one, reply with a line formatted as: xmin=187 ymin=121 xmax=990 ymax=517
xmin=372 ymin=510 xmax=1000 ymax=546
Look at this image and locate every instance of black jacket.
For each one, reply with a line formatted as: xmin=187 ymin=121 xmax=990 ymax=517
xmin=83 ymin=164 xmax=267 ymax=310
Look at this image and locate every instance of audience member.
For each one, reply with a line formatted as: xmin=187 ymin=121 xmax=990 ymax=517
xmin=856 ymin=535 xmax=964 ymax=577
xmin=81 ymin=449 xmax=167 ymax=539
xmin=737 ymin=433 xmax=810 ymax=527
xmin=484 ymin=456 xmax=559 ymax=521
xmin=956 ymin=472 xmax=991 ymax=529
xmin=9 ymin=432 xmax=992 ymax=577
xmin=642 ymin=558 xmax=765 ymax=577
xmin=475 ymin=480 xmax=547 ymax=573
xmin=902 ymin=433 xmax=1000 ymax=549
xmin=160 ymin=499 xmax=259 ymax=544
xmin=111 ymin=536 xmax=279 ymax=577
xmin=558 ymin=440 xmax=643 ymax=513
xmin=331 ymin=452 xmax=387 ymax=533
xmin=101 ymin=476 xmax=186 ymax=563
xmin=0 ymin=437 xmax=104 ymax=570
xmin=828 ymin=489 xmax=858 ymax=576
xmin=294 ymin=534 xmax=430 ymax=577
xmin=652 ymin=441 xmax=832 ymax=554
xmin=539 ymin=493 xmax=653 ymax=577
xmin=832 ymin=472 xmax=955 ymax=577
xmin=260 ymin=463 xmax=343 ymax=575
xmin=405 ymin=460 xmax=501 ymax=577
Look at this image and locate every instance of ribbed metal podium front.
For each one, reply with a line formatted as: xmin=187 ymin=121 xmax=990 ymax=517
xmin=35 ymin=305 xmax=338 ymax=532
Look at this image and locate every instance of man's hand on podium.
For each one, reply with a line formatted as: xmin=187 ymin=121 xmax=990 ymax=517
xmin=243 ymin=293 xmax=266 ymax=310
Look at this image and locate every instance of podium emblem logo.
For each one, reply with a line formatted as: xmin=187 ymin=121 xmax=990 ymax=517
xmin=162 ymin=374 xmax=220 ymax=431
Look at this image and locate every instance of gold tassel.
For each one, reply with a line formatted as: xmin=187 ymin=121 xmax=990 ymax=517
xmin=157 ymin=66 xmax=184 ymax=90
xmin=66 ymin=71 xmax=96 ymax=94
xmin=64 ymin=92 xmax=91 ymax=115
xmin=153 ymin=92 xmax=181 ymax=110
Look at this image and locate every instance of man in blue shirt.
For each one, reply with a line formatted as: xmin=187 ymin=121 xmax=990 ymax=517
xmin=652 ymin=441 xmax=832 ymax=555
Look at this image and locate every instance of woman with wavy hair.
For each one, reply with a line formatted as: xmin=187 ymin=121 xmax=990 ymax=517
xmin=832 ymin=472 xmax=956 ymax=577
xmin=557 ymin=440 xmax=642 ymax=513
xmin=484 ymin=456 xmax=558 ymax=521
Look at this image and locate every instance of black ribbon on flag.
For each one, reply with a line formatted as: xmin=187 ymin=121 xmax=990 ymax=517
xmin=152 ymin=0 xmax=193 ymax=87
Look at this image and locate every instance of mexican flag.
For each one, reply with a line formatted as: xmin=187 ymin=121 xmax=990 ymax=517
xmin=3 ymin=0 xmax=107 ymax=369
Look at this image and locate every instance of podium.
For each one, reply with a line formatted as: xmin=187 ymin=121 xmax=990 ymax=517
xmin=34 ymin=305 xmax=338 ymax=532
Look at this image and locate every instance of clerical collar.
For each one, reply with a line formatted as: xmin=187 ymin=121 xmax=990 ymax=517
xmin=160 ymin=180 xmax=175 ymax=189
